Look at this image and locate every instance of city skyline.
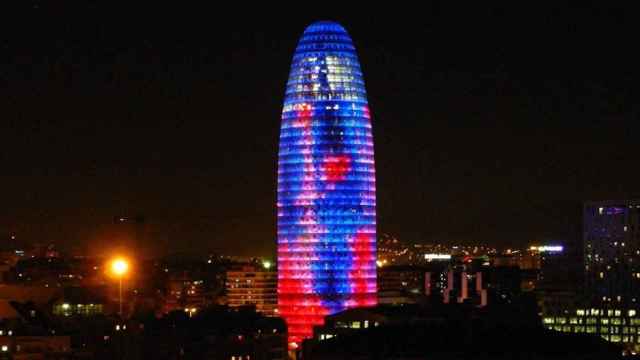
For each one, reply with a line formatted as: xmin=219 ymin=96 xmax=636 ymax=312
xmin=2 ymin=5 xmax=639 ymax=258
xmin=2 ymin=5 xmax=639 ymax=358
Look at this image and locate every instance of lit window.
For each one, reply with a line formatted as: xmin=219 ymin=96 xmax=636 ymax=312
xmin=611 ymin=335 xmax=621 ymax=342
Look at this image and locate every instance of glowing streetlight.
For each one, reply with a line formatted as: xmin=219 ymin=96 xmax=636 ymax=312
xmin=110 ymin=257 xmax=129 ymax=317
xmin=112 ymin=259 xmax=128 ymax=276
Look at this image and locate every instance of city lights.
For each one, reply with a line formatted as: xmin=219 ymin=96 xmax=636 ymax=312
xmin=424 ymin=254 xmax=452 ymax=261
xmin=185 ymin=307 xmax=198 ymax=317
xmin=530 ymin=245 xmax=564 ymax=253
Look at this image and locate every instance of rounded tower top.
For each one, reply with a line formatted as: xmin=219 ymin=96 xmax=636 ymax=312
xmin=302 ymin=20 xmax=348 ymax=34
xmin=294 ymin=20 xmax=355 ymax=54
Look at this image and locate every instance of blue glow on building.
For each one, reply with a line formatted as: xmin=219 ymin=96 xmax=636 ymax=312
xmin=276 ymin=21 xmax=377 ymax=346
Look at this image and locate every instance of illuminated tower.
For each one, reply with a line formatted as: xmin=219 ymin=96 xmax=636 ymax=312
xmin=277 ymin=21 xmax=377 ymax=347
xmin=584 ymin=201 xmax=640 ymax=306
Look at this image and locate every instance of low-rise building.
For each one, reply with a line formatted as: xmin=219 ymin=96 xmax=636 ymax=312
xmin=543 ymin=306 xmax=640 ymax=353
xmin=226 ymin=266 xmax=277 ymax=316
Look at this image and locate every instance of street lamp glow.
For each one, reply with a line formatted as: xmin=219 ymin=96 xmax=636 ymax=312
xmin=262 ymin=260 xmax=272 ymax=270
xmin=111 ymin=258 xmax=128 ymax=276
xmin=110 ymin=257 xmax=130 ymax=317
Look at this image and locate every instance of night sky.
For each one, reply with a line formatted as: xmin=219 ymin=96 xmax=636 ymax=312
xmin=2 ymin=4 xmax=638 ymax=257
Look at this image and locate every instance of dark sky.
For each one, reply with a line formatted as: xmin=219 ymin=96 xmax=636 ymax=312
xmin=1 ymin=4 xmax=638 ymax=257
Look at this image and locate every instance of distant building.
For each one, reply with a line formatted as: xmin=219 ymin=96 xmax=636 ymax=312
xmin=535 ymin=244 xmax=580 ymax=292
xmin=51 ymin=286 xmax=107 ymax=317
xmin=442 ymin=271 xmax=488 ymax=306
xmin=539 ymin=200 xmax=640 ymax=353
xmin=163 ymin=272 xmax=206 ymax=315
xmin=543 ymin=307 xmax=640 ymax=352
xmin=0 ymin=285 xmax=58 ymax=306
xmin=310 ymin=307 xmax=388 ymax=342
xmin=538 ymin=289 xmax=582 ymax=318
xmin=0 ymin=336 xmax=71 ymax=358
xmin=377 ymin=265 xmax=430 ymax=305
xmin=303 ymin=299 xmax=621 ymax=360
xmin=308 ymin=304 xmax=451 ymax=345
xmin=226 ymin=266 xmax=277 ymax=316
xmin=492 ymin=252 xmax=541 ymax=270
xmin=584 ymin=200 xmax=640 ymax=306
xmin=204 ymin=316 xmax=287 ymax=360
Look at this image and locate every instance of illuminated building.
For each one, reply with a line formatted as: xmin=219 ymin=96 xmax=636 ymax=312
xmin=584 ymin=201 xmax=640 ymax=306
xmin=51 ymin=287 xmax=106 ymax=316
xmin=277 ymin=21 xmax=377 ymax=346
xmin=540 ymin=201 xmax=640 ymax=353
xmin=543 ymin=308 xmax=640 ymax=352
xmin=442 ymin=271 xmax=488 ymax=306
xmin=227 ymin=265 xmax=277 ymax=316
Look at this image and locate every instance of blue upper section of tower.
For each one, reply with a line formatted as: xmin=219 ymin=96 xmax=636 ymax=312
xmin=283 ymin=21 xmax=367 ymax=106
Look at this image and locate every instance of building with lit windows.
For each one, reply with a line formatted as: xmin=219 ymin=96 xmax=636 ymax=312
xmin=277 ymin=21 xmax=377 ymax=347
xmin=585 ymin=200 xmax=640 ymax=306
xmin=540 ymin=201 xmax=640 ymax=353
xmin=543 ymin=307 xmax=640 ymax=352
xmin=226 ymin=266 xmax=277 ymax=316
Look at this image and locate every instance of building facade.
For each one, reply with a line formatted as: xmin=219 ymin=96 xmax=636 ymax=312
xmin=277 ymin=21 xmax=377 ymax=347
xmin=227 ymin=266 xmax=277 ymax=316
xmin=543 ymin=307 xmax=640 ymax=353
xmin=540 ymin=200 xmax=640 ymax=353
xmin=584 ymin=200 xmax=640 ymax=306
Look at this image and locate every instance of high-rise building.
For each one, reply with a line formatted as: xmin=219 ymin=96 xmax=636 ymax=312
xmin=226 ymin=265 xmax=278 ymax=316
xmin=584 ymin=201 xmax=640 ymax=306
xmin=277 ymin=21 xmax=377 ymax=347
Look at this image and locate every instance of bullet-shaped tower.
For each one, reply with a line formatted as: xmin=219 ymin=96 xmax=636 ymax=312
xmin=277 ymin=21 xmax=377 ymax=347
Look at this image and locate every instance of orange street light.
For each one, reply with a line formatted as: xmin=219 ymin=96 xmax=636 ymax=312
xmin=110 ymin=257 xmax=129 ymax=317
xmin=111 ymin=258 xmax=129 ymax=276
